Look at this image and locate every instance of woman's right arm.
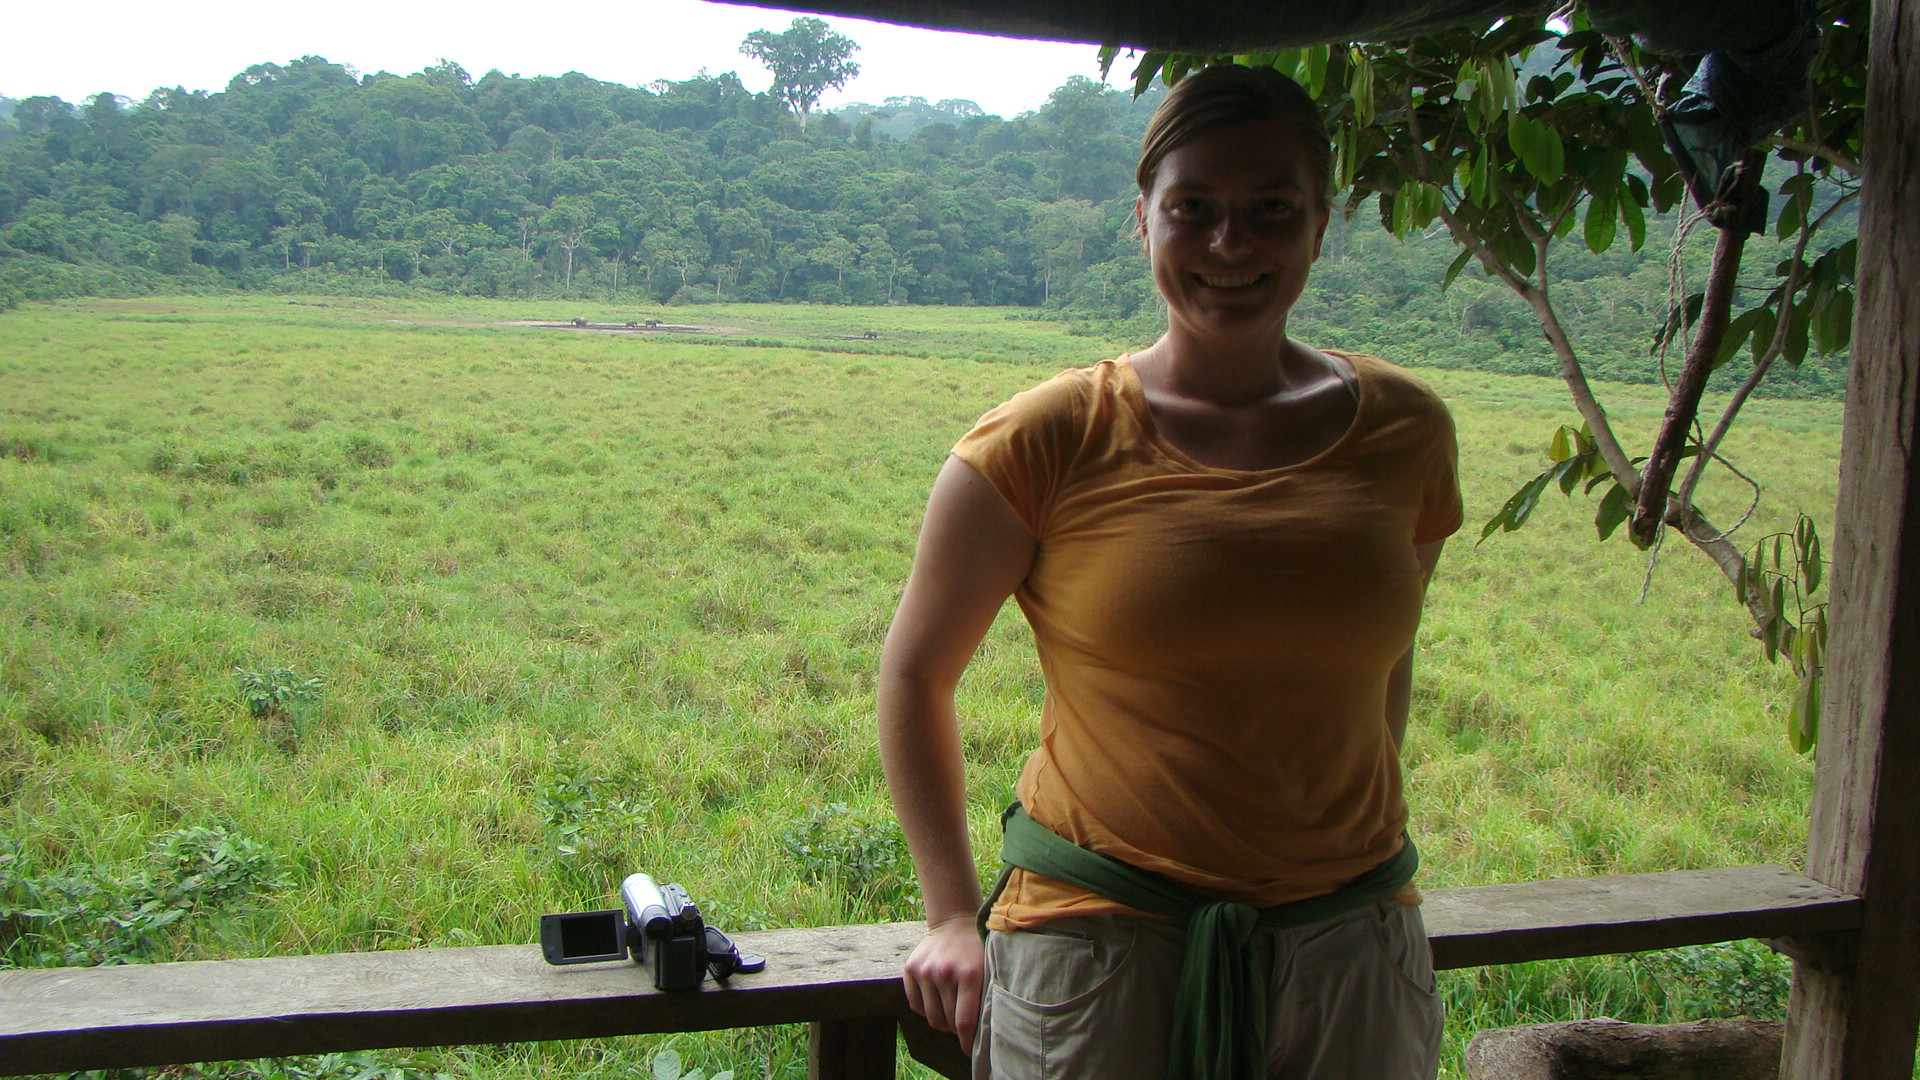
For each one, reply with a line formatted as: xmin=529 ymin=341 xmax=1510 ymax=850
xmin=879 ymin=454 xmax=1038 ymax=1053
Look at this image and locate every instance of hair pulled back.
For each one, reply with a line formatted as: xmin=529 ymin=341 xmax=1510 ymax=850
xmin=1135 ymin=64 xmax=1333 ymax=207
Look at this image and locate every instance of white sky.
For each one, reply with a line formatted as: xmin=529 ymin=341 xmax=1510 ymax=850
xmin=1 ymin=0 xmax=1113 ymax=120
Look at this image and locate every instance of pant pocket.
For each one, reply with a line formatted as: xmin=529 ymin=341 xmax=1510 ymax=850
xmin=984 ymin=918 xmax=1170 ymax=1080
xmin=990 ymin=918 xmax=1134 ymax=1010
xmin=1372 ymin=899 xmax=1439 ymax=996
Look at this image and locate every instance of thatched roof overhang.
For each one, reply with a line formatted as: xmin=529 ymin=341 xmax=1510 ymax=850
xmin=713 ymin=0 xmax=1550 ymax=52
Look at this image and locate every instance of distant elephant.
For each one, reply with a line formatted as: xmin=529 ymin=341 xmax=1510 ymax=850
xmin=625 ymin=320 xmax=639 ymax=329
xmin=645 ymin=318 xmax=662 ymax=328
xmin=572 ymin=317 xmax=588 ymax=328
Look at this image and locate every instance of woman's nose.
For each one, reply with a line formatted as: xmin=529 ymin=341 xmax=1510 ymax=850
xmin=1210 ymin=213 xmax=1252 ymax=257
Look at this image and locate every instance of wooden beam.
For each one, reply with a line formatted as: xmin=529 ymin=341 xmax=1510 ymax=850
xmin=0 ymin=923 xmax=923 ymax=1076
xmin=1423 ymin=865 xmax=1857 ymax=971
xmin=0 ymin=866 xmax=1859 ymax=1077
xmin=1782 ymin=0 xmax=1920 ymax=1077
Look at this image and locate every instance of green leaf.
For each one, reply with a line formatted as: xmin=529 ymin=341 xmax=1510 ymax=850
xmin=1507 ymin=113 xmax=1563 ymax=184
xmin=1584 ymin=187 xmax=1616 ymax=253
xmin=1299 ymin=46 xmax=1329 ymax=98
xmin=1812 ymin=289 xmax=1854 ymax=354
xmin=1789 ymin=669 xmax=1821 ymax=754
xmin=1454 ymin=60 xmax=1478 ymax=101
xmin=1715 ymin=307 xmax=1770 ymax=370
xmin=1595 ymin=483 xmax=1631 ymax=540
xmin=1130 ymin=52 xmax=1169 ymax=96
xmin=1479 ymin=471 xmax=1554 ymax=541
xmin=1796 ymin=519 xmax=1824 ymax=595
xmin=1782 ymin=299 xmax=1811 ymax=366
xmin=1441 ymin=247 xmax=1474 ymax=292
xmin=1747 ymin=307 xmax=1778 ymax=364
xmin=1351 ymin=49 xmax=1376 ymax=128
xmin=1555 ymin=456 xmax=1583 ymax=495
xmin=1619 ymin=189 xmax=1646 ymax=250
xmin=1548 ymin=426 xmax=1573 ymax=463
xmin=1405 ymin=180 xmax=1441 ymax=231
xmin=1482 ymin=56 xmax=1515 ymax=128
xmin=1776 ymin=172 xmax=1815 ymax=240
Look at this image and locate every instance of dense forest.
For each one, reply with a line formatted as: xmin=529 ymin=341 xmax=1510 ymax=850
xmin=0 ymin=51 xmax=1850 ymax=396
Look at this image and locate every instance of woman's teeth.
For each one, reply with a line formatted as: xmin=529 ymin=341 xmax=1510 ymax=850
xmin=1198 ymin=273 xmax=1263 ymax=288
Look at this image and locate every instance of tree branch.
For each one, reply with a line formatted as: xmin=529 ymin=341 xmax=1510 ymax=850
xmin=1674 ymin=187 xmax=1854 ymax=509
xmin=1672 ymin=503 xmax=1782 ymax=634
xmin=1432 ymin=201 xmax=1638 ymax=488
xmin=1766 ymin=137 xmax=1862 ymax=176
xmin=1631 ymin=149 xmax=1767 ymax=546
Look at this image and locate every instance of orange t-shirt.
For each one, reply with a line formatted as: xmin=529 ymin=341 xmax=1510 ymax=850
xmin=951 ymin=353 xmax=1462 ymax=931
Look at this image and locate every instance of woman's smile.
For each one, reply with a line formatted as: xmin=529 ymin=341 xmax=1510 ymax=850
xmin=1195 ymin=272 xmax=1268 ymax=289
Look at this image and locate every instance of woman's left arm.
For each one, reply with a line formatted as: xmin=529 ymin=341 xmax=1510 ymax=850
xmin=1386 ymin=539 xmax=1447 ymax=751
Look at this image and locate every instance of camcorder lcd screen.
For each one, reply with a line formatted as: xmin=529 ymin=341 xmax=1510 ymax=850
xmin=541 ymin=909 xmax=627 ymax=964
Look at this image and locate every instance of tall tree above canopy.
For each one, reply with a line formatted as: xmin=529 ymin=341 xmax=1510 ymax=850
xmin=740 ymin=17 xmax=861 ymax=123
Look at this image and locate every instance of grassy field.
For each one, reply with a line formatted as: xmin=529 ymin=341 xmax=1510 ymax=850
xmin=0 ymin=295 xmax=1850 ymax=1079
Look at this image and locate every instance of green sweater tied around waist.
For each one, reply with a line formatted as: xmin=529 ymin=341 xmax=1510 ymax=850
xmin=989 ymin=803 xmax=1419 ymax=1080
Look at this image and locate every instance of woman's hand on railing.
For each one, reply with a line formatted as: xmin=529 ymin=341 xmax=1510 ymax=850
xmin=901 ymin=914 xmax=985 ymax=1053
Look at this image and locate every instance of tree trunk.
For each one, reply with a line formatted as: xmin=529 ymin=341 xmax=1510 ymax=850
xmin=1781 ymin=0 xmax=1920 ymax=1075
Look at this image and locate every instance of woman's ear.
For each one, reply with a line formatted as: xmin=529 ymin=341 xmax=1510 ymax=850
xmin=1135 ymin=195 xmax=1148 ymax=252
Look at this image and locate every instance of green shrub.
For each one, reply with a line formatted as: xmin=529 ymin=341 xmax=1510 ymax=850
xmin=1643 ymin=940 xmax=1793 ymax=1021
xmin=779 ymin=803 xmax=913 ymax=909
xmin=534 ymin=762 xmax=649 ymax=886
xmin=649 ymin=1048 xmax=733 ymax=1080
xmin=0 ymin=825 xmax=292 ymax=966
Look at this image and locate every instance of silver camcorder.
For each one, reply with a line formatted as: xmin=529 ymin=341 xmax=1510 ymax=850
xmin=539 ymin=872 xmax=766 ymax=991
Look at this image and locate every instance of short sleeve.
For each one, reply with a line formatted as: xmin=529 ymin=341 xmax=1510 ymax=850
xmin=1414 ymin=403 xmax=1464 ymax=545
xmin=950 ymin=373 xmax=1082 ymax=537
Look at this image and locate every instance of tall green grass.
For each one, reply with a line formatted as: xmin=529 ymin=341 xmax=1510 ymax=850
xmin=0 ymin=296 xmax=1853 ymax=1078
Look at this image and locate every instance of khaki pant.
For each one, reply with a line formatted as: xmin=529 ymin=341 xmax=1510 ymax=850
xmin=974 ymin=899 xmax=1442 ymax=1080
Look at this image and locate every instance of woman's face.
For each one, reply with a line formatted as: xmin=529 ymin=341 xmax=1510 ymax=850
xmin=1135 ymin=120 xmax=1330 ymax=350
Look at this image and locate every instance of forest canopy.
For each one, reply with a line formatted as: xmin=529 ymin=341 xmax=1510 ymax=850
xmin=0 ymin=49 xmax=1850 ymax=397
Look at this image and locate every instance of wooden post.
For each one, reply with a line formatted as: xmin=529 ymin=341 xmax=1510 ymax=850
xmin=808 ymin=1018 xmax=898 ymax=1080
xmin=1781 ymin=0 xmax=1920 ymax=1077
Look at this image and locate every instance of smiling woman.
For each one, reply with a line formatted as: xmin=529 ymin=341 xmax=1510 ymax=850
xmin=880 ymin=62 xmax=1463 ymax=1080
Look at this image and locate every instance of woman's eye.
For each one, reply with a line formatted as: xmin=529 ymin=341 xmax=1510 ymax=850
xmin=1168 ymin=198 xmax=1210 ymax=218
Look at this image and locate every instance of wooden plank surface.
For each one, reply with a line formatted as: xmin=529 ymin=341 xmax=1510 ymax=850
xmin=0 ymin=923 xmax=924 ymax=1075
xmin=1424 ymin=864 xmax=1858 ymax=970
xmin=0 ymin=866 xmax=1862 ymax=1076
xmin=1783 ymin=1 xmax=1920 ymax=1076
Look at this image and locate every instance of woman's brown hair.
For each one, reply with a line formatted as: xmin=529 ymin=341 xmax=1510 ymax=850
xmin=1135 ymin=64 xmax=1333 ymax=207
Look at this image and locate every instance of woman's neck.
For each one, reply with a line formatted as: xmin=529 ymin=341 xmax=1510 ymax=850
xmin=1133 ymin=328 xmax=1328 ymax=409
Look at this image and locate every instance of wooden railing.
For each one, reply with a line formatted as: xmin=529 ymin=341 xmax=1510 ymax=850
xmin=0 ymin=865 xmax=1860 ymax=1080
